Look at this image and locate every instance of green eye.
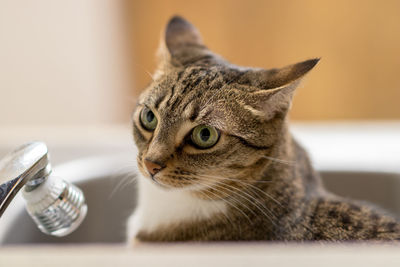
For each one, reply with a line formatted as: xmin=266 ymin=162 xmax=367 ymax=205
xmin=140 ymin=106 xmax=158 ymax=131
xmin=191 ymin=125 xmax=220 ymax=149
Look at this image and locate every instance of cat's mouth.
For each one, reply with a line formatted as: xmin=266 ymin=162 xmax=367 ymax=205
xmin=141 ymin=167 xmax=206 ymax=191
xmin=150 ymin=173 xmax=198 ymax=190
xmin=137 ymin=165 xmax=168 ymax=188
xmin=137 ymin=156 xmax=216 ymax=191
xmin=148 ymin=175 xmax=172 ymax=189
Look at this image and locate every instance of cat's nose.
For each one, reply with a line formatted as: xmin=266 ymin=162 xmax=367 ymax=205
xmin=144 ymin=158 xmax=164 ymax=176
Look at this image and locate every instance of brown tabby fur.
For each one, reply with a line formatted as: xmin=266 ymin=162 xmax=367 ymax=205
xmin=132 ymin=16 xmax=400 ymax=241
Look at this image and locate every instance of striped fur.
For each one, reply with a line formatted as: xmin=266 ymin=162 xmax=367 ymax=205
xmin=127 ymin=16 xmax=400 ymax=242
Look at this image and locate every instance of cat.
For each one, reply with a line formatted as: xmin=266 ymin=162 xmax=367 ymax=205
xmin=127 ymin=16 xmax=400 ymax=242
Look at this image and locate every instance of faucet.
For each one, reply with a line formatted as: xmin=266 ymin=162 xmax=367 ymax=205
xmin=0 ymin=142 xmax=87 ymax=237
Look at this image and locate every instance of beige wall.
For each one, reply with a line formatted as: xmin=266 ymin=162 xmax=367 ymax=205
xmin=1 ymin=1 xmax=399 ymax=126
xmin=127 ymin=0 xmax=400 ymax=120
xmin=0 ymin=0 xmax=133 ymax=126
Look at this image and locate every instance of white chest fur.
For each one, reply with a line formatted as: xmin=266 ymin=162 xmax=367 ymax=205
xmin=126 ymin=175 xmax=227 ymax=240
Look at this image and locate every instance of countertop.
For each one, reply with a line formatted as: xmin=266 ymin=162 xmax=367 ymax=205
xmin=1 ymin=243 xmax=400 ymax=267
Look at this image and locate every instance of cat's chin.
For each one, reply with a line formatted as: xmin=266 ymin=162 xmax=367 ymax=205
xmin=140 ymin=173 xmax=197 ymax=192
xmin=148 ymin=177 xmax=173 ymax=190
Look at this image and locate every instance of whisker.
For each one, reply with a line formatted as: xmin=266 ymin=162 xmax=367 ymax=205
xmin=109 ymin=173 xmax=137 ymax=199
xmin=194 ymin=180 xmax=253 ymax=224
xmin=197 ymin=173 xmax=283 ymax=208
xmin=108 ymin=164 xmax=138 ymax=199
xmin=194 ymin=174 xmax=316 ymax=236
xmin=261 ymin=156 xmax=296 ymax=166
xmin=197 ymin=176 xmax=277 ymax=226
xmin=195 ymin=187 xmax=237 ymax=228
xmin=133 ymin=62 xmax=156 ymax=82
xmin=167 ymin=172 xmax=315 ymax=236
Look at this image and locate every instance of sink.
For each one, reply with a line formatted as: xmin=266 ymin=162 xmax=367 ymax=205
xmin=1 ymin=162 xmax=400 ymax=244
xmin=1 ymin=123 xmax=400 ymax=244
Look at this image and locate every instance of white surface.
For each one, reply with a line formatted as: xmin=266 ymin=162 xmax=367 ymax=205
xmin=1 ymin=243 xmax=400 ymax=267
xmin=291 ymin=121 xmax=400 ymax=173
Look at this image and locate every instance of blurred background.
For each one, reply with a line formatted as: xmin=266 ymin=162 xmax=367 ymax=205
xmin=1 ymin=0 xmax=400 ymax=126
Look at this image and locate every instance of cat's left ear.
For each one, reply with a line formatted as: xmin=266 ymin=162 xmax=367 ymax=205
xmin=245 ymin=58 xmax=320 ymax=117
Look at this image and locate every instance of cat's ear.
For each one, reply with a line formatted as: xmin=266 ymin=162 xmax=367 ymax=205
xmin=165 ymin=16 xmax=204 ymax=56
xmin=157 ymin=16 xmax=210 ymax=67
xmin=245 ymin=59 xmax=319 ymax=118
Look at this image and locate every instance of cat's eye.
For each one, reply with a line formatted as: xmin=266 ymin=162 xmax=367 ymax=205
xmin=140 ymin=106 xmax=158 ymax=131
xmin=191 ymin=125 xmax=220 ymax=149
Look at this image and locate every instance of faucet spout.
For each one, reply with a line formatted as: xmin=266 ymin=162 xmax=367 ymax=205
xmin=0 ymin=142 xmax=87 ymax=237
xmin=0 ymin=142 xmax=49 ymax=217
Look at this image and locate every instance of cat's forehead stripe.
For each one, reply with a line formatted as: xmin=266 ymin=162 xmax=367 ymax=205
xmin=154 ymin=88 xmax=167 ymax=109
xmin=161 ymin=68 xmax=206 ymax=113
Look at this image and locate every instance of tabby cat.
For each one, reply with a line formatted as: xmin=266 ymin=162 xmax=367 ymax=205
xmin=127 ymin=16 xmax=400 ymax=242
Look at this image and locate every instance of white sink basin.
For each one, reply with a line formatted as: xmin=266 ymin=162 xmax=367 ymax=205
xmin=0 ymin=123 xmax=400 ymax=244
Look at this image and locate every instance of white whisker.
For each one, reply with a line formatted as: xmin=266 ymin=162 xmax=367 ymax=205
xmin=196 ymin=175 xmax=277 ymax=226
xmin=195 ymin=186 xmax=238 ymax=228
xmin=109 ymin=173 xmax=137 ymax=199
xmin=194 ymin=174 xmax=316 ymax=236
xmin=108 ymin=164 xmax=138 ymax=199
xmin=197 ymin=173 xmax=283 ymax=208
xmin=194 ymin=180 xmax=252 ymax=224
xmin=262 ymin=155 xmax=295 ymax=166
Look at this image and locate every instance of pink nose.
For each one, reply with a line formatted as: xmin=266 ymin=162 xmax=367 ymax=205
xmin=144 ymin=159 xmax=163 ymax=176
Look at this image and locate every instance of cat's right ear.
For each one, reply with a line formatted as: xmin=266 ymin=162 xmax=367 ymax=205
xmin=165 ymin=16 xmax=204 ymax=56
xmin=156 ymin=16 xmax=208 ymax=67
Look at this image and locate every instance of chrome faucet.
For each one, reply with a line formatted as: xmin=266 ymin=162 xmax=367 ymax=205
xmin=0 ymin=142 xmax=87 ymax=237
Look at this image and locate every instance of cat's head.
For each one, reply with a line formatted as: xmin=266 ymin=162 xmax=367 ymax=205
xmin=132 ymin=16 xmax=318 ymax=197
